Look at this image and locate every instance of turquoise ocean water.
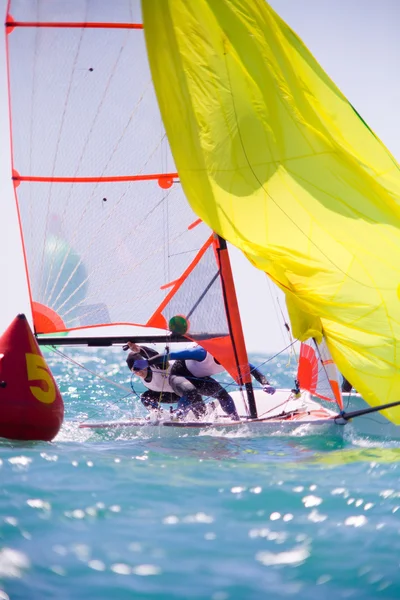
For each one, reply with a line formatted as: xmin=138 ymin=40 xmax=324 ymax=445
xmin=1 ymin=348 xmax=400 ymax=599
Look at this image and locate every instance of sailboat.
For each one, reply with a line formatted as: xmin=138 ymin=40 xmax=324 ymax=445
xmin=139 ymin=0 xmax=400 ymax=430
xmin=4 ymin=0 xmax=399 ymax=435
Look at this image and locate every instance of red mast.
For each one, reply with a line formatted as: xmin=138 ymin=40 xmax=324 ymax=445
xmin=215 ymin=235 xmax=257 ymax=419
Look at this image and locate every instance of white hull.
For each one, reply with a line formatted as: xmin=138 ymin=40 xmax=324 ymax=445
xmin=79 ymin=388 xmax=400 ymax=439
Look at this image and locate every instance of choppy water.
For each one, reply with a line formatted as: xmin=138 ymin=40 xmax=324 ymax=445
xmin=1 ymin=348 xmax=400 ymax=600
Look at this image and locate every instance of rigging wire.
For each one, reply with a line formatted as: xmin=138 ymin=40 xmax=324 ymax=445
xmin=47 ymin=335 xmax=297 ymax=422
xmin=47 ymin=345 xmax=177 ymax=422
xmin=276 ymin=293 xmax=298 ymax=367
xmin=244 ymin=339 xmax=297 ymax=373
xmin=342 ymin=389 xmax=390 ymax=425
xmin=129 ymin=372 xmax=142 ymax=401
xmin=46 ymin=346 xmax=138 ymax=423
xmin=192 ymin=340 xmax=299 ymax=409
xmin=265 ymin=275 xmax=289 ymax=351
xmin=79 ymin=389 xmax=133 ymax=424
xmin=47 ymin=345 xmax=132 ymax=394
xmin=48 ymin=343 xmax=383 ymax=424
xmin=264 ymin=273 xmax=298 ymax=376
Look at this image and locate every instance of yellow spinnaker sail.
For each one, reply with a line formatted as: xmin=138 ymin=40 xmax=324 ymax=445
xmin=142 ymin=0 xmax=400 ymax=423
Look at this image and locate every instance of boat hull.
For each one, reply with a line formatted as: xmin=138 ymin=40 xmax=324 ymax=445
xmin=78 ymin=388 xmax=400 ymax=438
xmin=79 ymin=389 xmax=342 ymax=436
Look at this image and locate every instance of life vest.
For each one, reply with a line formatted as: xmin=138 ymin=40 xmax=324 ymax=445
xmin=143 ymin=364 xmax=175 ymax=394
xmin=185 ymin=352 xmax=224 ymax=377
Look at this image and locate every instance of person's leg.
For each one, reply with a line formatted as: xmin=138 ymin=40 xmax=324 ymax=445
xmin=169 ymin=360 xmax=206 ymax=416
xmin=156 ymin=392 xmax=180 ymax=404
xmin=169 ymin=373 xmax=206 ymax=417
xmin=140 ymin=390 xmax=162 ymax=411
xmin=195 ymin=377 xmax=239 ymax=419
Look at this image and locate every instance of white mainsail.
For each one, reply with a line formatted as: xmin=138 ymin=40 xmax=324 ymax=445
xmin=4 ymin=0 xmax=257 ymax=400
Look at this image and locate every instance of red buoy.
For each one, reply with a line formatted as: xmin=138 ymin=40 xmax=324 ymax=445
xmin=0 ymin=314 xmax=64 ymax=441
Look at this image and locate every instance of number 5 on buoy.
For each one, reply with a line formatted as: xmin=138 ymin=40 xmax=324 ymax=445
xmin=25 ymin=353 xmax=56 ymax=404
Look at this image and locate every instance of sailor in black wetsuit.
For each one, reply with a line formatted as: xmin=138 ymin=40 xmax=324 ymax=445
xmin=125 ymin=342 xmax=206 ymax=417
xmin=126 ymin=352 xmax=178 ymax=410
xmin=148 ymin=345 xmax=276 ymax=420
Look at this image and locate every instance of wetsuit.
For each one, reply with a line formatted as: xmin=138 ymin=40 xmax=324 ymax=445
xmin=127 ymin=346 xmax=206 ymax=416
xmin=126 ymin=347 xmax=178 ymax=410
xmin=149 ymin=347 xmax=236 ymax=418
xmin=149 ymin=346 xmax=274 ymax=419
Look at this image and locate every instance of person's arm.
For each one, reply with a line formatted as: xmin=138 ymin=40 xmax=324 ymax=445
xmin=148 ymin=346 xmax=207 ymax=367
xmin=169 ymin=347 xmax=207 ymax=361
xmin=249 ymin=363 xmax=276 ymax=394
xmin=249 ymin=362 xmax=268 ymax=385
xmin=125 ymin=342 xmax=158 ymax=359
xmin=139 ymin=346 xmax=158 ymax=359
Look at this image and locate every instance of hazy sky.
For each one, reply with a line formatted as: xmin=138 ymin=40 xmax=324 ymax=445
xmin=0 ymin=1 xmax=399 ymax=352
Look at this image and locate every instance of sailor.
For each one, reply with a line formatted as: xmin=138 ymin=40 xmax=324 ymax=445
xmin=148 ymin=345 xmax=276 ymax=421
xmin=125 ymin=343 xmax=206 ymax=417
xmin=126 ymin=352 xmax=177 ymax=411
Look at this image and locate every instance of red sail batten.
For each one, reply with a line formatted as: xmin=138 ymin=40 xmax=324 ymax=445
xmin=188 ymin=218 xmax=202 ymax=230
xmin=146 ymin=235 xmax=247 ymax=383
xmin=147 ymin=235 xmax=214 ymax=328
xmin=12 ymin=173 xmax=179 ymax=184
xmin=6 ymin=20 xmax=143 ymax=31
